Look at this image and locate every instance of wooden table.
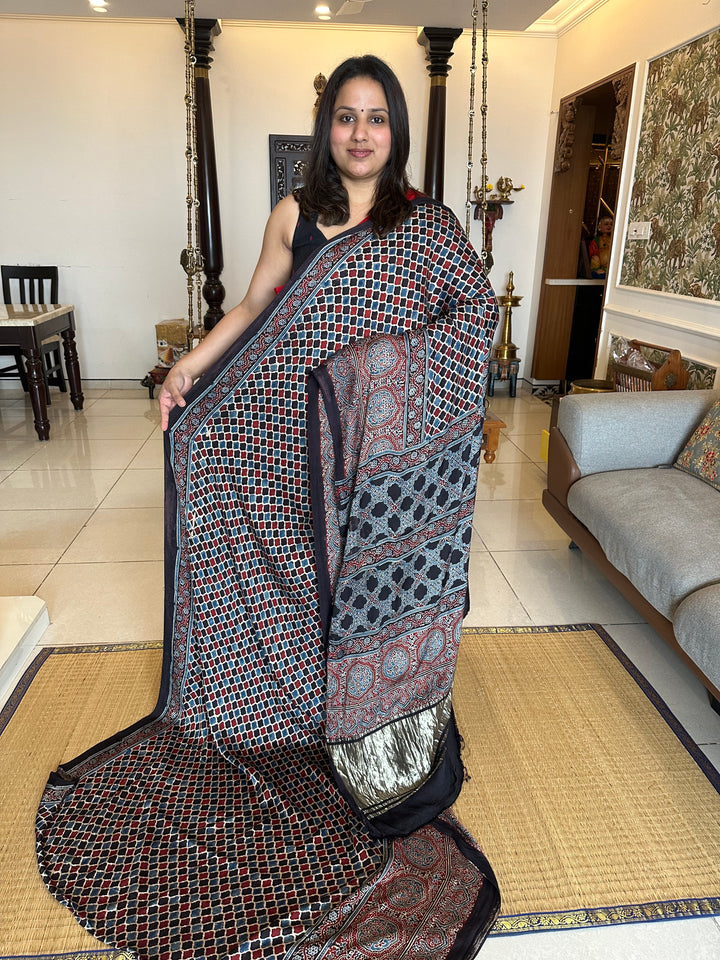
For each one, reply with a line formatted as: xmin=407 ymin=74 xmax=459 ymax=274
xmin=482 ymin=409 xmax=505 ymax=463
xmin=0 ymin=303 xmax=84 ymax=440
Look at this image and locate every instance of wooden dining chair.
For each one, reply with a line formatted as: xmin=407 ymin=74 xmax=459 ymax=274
xmin=1 ymin=265 xmax=67 ymax=402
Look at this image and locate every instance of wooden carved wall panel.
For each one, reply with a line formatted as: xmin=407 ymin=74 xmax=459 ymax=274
xmin=269 ymin=136 xmax=312 ymax=210
xmin=554 ymin=96 xmax=583 ymax=174
xmin=611 ymin=69 xmax=634 ymax=163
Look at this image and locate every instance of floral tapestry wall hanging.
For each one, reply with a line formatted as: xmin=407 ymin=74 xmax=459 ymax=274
xmin=620 ymin=28 xmax=720 ymax=301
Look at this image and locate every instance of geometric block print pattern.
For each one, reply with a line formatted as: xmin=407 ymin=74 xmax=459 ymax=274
xmin=36 ymin=198 xmax=500 ymax=959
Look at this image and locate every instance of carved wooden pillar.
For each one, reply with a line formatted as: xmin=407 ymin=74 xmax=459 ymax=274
xmin=417 ymin=27 xmax=463 ymax=202
xmin=178 ymin=18 xmax=225 ymax=331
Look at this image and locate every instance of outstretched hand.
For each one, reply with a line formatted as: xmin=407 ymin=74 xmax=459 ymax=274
xmin=159 ymin=363 xmax=195 ymax=430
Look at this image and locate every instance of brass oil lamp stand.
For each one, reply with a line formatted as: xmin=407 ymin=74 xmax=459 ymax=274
xmin=487 ymin=272 xmax=522 ymax=399
xmin=493 ymin=271 xmax=522 ymax=361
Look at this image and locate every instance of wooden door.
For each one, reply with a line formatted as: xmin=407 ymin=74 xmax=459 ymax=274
xmin=531 ymin=103 xmax=596 ymax=381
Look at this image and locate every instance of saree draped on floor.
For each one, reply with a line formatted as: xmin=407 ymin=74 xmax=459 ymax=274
xmin=37 ymin=197 xmax=500 ymax=959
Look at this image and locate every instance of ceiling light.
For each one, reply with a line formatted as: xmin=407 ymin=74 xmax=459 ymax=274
xmin=92 ymin=6 xmax=108 ymax=10
xmin=318 ymin=15 xmax=331 ymax=20
xmin=315 ymin=4 xmax=331 ymax=12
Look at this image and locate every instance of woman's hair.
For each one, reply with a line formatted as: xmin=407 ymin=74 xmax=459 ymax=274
xmin=295 ymin=55 xmax=413 ymax=237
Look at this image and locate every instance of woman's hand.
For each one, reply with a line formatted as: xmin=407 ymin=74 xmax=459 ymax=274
xmin=157 ymin=196 xmax=297 ymax=431
xmin=159 ymin=361 xmax=195 ymax=430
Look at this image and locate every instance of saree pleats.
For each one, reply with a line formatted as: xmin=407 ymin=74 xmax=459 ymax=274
xmin=36 ymin=198 xmax=500 ymax=959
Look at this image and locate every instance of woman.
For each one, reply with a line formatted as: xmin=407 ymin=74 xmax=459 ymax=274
xmin=37 ymin=56 xmax=500 ymax=959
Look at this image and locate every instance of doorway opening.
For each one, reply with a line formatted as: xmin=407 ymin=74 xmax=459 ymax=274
xmin=531 ymin=66 xmax=635 ymax=389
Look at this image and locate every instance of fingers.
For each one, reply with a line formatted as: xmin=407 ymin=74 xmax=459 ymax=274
xmin=158 ymin=372 xmax=190 ymax=430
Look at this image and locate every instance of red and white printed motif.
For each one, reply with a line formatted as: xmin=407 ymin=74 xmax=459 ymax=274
xmin=288 ymin=817 xmax=493 ymax=960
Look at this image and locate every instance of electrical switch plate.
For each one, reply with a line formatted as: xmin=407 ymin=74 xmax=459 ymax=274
xmin=628 ymin=221 xmax=651 ymax=240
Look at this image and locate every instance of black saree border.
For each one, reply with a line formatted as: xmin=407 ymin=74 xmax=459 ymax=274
xmin=432 ymin=817 xmax=501 ymax=958
xmin=306 ymin=364 xmax=344 ymax=647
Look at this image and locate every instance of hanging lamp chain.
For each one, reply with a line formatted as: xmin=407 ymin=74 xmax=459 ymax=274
xmin=465 ymin=0 xmax=489 ymax=265
xmin=182 ymin=0 xmax=204 ymax=344
xmin=480 ymin=0 xmax=489 ymax=260
xmin=465 ymin=0 xmax=478 ymax=237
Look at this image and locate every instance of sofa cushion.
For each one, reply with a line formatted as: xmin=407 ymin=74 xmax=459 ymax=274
xmin=567 ymin=467 xmax=720 ymax=619
xmin=557 ymin=390 xmax=720 ymax=477
xmin=674 ymin=399 xmax=720 ymax=492
xmin=674 ymin=584 xmax=720 ymax=692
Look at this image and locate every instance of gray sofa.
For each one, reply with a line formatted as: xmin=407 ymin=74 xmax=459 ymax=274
xmin=543 ymin=389 xmax=720 ymax=711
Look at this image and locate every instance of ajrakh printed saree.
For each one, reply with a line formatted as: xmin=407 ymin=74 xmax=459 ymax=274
xmin=37 ymin=196 xmax=500 ymax=959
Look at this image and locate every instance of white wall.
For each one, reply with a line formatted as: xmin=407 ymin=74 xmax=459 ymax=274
xmin=535 ymin=0 xmax=720 ymax=384
xmin=0 ymin=17 xmax=188 ymax=381
xmin=448 ymin=29 xmax=557 ymax=371
xmin=0 ymin=15 xmax=556 ymax=382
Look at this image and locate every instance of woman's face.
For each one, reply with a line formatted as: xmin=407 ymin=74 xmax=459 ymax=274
xmin=329 ymin=76 xmax=392 ymax=189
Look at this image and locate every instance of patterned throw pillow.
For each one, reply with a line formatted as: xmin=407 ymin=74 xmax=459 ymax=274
xmin=674 ymin=400 xmax=720 ymax=491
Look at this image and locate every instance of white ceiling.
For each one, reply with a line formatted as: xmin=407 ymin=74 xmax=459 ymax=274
xmin=0 ymin=0 xmax=564 ymax=32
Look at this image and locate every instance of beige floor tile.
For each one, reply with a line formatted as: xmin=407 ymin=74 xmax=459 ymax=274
xmin=474 ymin=460 xmax=546 ymax=502
xmin=19 ymin=437 xmax=145 ymax=471
xmin=61 ymin=508 xmax=164 ymax=562
xmin=0 ymin=470 xmax=8 ymax=483
xmin=465 ymin=552 xmax=532 ymax=627
xmin=498 ymin=409 xmax=552 ymax=436
xmin=0 ymin=438 xmax=43 ymax=469
xmin=0 ymin=564 xmax=53 ymax=595
xmin=480 ymin=914 xmax=720 ymax=960
xmin=71 ymin=387 xmax=108 ymax=398
xmin=52 ymin=416 xmax=156 ymax=441
xmin=0 ymin=468 xmax=122 ymax=510
xmin=483 ymin=437 xmax=533 ymax=464
xmin=83 ymin=398 xmax=161 ymax=421
xmin=0 ymin=509 xmax=92 ymax=564
xmin=485 ymin=393 xmax=539 ymax=414
xmin=102 ymin=388 xmax=157 ymax=399
xmin=0 ymin=387 xmax=26 ymax=402
xmin=98 ymin=468 xmax=164 ymax=509
xmin=0 ymin=408 xmax=79 ymax=441
xmin=473 ymin=499 xmax=569 ymax=551
xmin=37 ymin=560 xmax=164 ymax=644
xmin=524 ymin=392 xmax=555 ymax=408
xmin=492 ymin=548 xmax=645 ymax=625
xmin=11 ymin=393 xmax=99 ymax=411
xmin=128 ymin=433 xmax=166 ymax=469
xmin=509 ymin=432 xmax=548 ymax=464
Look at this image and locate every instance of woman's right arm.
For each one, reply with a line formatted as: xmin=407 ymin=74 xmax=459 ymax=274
xmin=159 ymin=194 xmax=298 ymax=429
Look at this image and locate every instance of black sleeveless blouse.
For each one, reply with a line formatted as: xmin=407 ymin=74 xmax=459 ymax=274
xmin=291 ymin=213 xmax=328 ymax=274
